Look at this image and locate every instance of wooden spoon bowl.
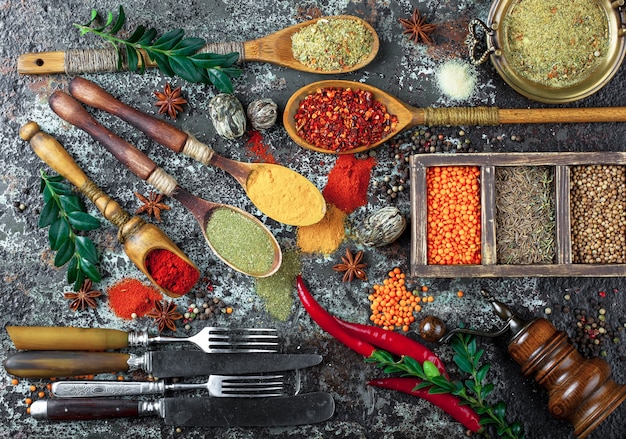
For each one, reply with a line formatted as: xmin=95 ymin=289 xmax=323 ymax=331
xmin=284 ymin=80 xmax=626 ymax=154
xmin=19 ymin=121 xmax=199 ymax=298
xmin=17 ymin=16 xmax=379 ymax=75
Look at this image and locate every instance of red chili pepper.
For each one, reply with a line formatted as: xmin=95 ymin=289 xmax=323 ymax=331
xmin=333 ymin=317 xmax=449 ymax=379
xmin=368 ymin=377 xmax=482 ymax=433
xmin=295 ymin=275 xmax=376 ymax=357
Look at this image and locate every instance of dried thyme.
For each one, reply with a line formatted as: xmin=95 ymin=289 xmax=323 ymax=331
xmin=291 ymin=18 xmax=373 ymax=71
xmin=504 ymin=0 xmax=608 ymax=88
xmin=495 ymin=166 xmax=555 ymax=264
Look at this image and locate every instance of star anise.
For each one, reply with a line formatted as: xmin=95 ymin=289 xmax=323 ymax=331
xmin=146 ymin=299 xmax=183 ymax=332
xmin=333 ymin=248 xmax=368 ymax=282
xmin=134 ymin=191 xmax=171 ymax=222
xmin=154 ymin=83 xmax=187 ymax=120
xmin=399 ymin=9 xmax=436 ymax=45
xmin=63 ymin=279 xmax=102 ymax=311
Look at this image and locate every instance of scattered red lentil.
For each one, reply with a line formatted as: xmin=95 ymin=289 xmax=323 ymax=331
xmin=294 ymin=87 xmax=398 ymax=152
xmin=427 ymin=166 xmax=481 ymax=264
xmin=11 ymin=379 xmax=18 ymax=386
xmin=457 ymin=290 xmax=464 ymax=298
xmin=322 ymin=154 xmax=376 ymax=213
xmin=368 ymin=267 xmax=419 ymax=331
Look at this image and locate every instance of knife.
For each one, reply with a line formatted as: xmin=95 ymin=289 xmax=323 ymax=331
xmin=3 ymin=351 xmax=322 ymax=379
xmin=29 ymin=392 xmax=335 ymax=426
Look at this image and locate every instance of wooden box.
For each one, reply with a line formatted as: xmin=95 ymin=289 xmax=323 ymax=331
xmin=409 ymin=152 xmax=626 ymax=277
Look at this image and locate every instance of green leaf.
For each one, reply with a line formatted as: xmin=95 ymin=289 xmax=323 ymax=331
xmin=75 ymin=236 xmax=98 ymax=264
xmin=453 ymin=353 xmax=473 ymax=374
xmin=109 ymin=5 xmax=126 ymax=34
xmin=48 ymin=219 xmax=70 ymax=251
xmin=207 ymin=68 xmax=234 ymax=93
xmin=138 ymin=27 xmax=158 ymax=46
xmin=68 ymin=211 xmax=100 ymax=231
xmin=67 ymin=256 xmax=78 ymax=284
xmin=80 ymin=257 xmax=102 ymax=282
xmin=152 ymin=28 xmax=184 ymax=50
xmin=482 ymin=383 xmax=495 ymax=397
xmin=476 ymin=363 xmax=490 ymax=382
xmin=422 ymin=361 xmax=441 ymax=379
xmin=467 ymin=337 xmax=477 ymax=356
xmin=54 ymin=239 xmax=75 ymax=267
xmin=427 ymin=386 xmax=451 ymax=395
xmin=170 ymin=56 xmax=205 ymax=83
xmin=60 ymin=195 xmax=84 ymax=213
xmin=38 ymin=199 xmax=60 ymax=228
xmin=493 ymin=401 xmax=507 ymax=419
xmin=150 ymin=51 xmax=175 ymax=77
xmin=126 ymin=44 xmax=140 ymax=72
xmin=71 ymin=266 xmax=86 ymax=291
xmin=171 ymin=37 xmax=205 ymax=56
xmin=126 ymin=24 xmax=146 ymax=43
xmin=47 ymin=180 xmax=72 ymax=196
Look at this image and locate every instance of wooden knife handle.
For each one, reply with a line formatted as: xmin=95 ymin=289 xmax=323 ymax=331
xmin=6 ymin=326 xmax=129 ymax=351
xmin=48 ymin=90 xmax=157 ymax=182
xmin=30 ymin=398 xmax=141 ymax=420
xmin=4 ymin=351 xmax=131 ymax=378
xmin=69 ymin=76 xmax=188 ymax=153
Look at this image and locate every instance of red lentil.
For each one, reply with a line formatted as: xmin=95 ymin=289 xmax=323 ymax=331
xmin=427 ymin=166 xmax=481 ymax=265
xmin=294 ymin=87 xmax=398 ymax=152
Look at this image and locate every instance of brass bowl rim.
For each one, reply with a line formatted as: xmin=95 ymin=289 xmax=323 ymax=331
xmin=485 ymin=0 xmax=626 ymax=104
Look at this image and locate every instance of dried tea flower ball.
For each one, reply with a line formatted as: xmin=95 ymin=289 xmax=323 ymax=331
xmin=208 ymin=93 xmax=246 ymax=139
xmin=359 ymin=206 xmax=406 ymax=247
xmin=247 ymin=98 xmax=278 ymax=130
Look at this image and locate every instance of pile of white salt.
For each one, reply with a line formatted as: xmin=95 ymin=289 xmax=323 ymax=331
xmin=435 ymin=59 xmax=477 ymax=101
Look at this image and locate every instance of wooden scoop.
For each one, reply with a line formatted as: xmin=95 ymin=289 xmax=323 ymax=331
xmin=68 ymin=77 xmax=326 ymax=226
xmin=18 ymin=16 xmax=378 ymax=76
xmin=283 ymin=79 xmax=626 ymax=154
xmin=48 ymin=91 xmax=282 ymax=278
xmin=19 ymin=121 xmax=198 ymax=298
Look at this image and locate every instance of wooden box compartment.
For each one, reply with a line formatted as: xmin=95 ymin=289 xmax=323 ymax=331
xmin=409 ymin=152 xmax=626 ymax=277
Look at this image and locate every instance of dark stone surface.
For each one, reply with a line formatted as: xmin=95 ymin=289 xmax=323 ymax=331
xmin=1 ymin=1 xmax=625 ymax=438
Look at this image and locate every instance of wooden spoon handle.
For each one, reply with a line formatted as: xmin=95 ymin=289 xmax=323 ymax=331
xmin=19 ymin=121 xmax=130 ymax=225
xmin=48 ymin=90 xmax=158 ymax=181
xmin=69 ymin=76 xmax=188 ymax=152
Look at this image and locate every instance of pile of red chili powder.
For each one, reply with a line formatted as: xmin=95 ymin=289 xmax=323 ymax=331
xmin=107 ymin=278 xmax=163 ymax=319
xmin=323 ymin=154 xmax=376 ymax=213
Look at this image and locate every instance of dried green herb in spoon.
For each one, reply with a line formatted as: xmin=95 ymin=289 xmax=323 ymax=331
xmin=74 ymin=5 xmax=242 ymax=93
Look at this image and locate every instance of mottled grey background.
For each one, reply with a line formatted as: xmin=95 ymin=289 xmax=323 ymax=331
xmin=1 ymin=1 xmax=626 ymax=438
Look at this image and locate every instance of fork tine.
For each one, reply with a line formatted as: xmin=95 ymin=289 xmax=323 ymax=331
xmin=207 ymin=327 xmax=279 ymax=353
xmin=214 ymin=374 xmax=284 ymax=397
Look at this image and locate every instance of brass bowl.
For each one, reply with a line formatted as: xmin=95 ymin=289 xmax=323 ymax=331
xmin=468 ymin=0 xmax=626 ymax=103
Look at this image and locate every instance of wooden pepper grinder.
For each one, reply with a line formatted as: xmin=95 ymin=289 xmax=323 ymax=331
xmin=489 ymin=297 xmax=626 ymax=438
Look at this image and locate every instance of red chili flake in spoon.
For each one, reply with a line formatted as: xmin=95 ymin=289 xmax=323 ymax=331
xmin=294 ymin=87 xmax=398 ymax=152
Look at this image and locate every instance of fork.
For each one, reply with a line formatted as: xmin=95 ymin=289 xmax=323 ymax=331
xmin=50 ymin=374 xmax=285 ymax=398
xmin=128 ymin=327 xmax=279 ymax=353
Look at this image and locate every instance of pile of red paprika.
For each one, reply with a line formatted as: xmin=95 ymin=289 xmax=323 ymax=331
xmin=296 ymin=275 xmax=481 ymax=433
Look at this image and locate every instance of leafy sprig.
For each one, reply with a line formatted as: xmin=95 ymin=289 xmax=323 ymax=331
xmin=368 ymin=334 xmax=524 ymax=439
xmin=74 ymin=5 xmax=242 ymax=93
xmin=38 ymin=170 xmax=101 ymax=290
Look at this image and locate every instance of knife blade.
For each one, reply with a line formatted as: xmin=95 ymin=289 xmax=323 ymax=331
xmin=3 ymin=351 xmax=322 ymax=379
xmin=29 ymin=392 xmax=335 ymax=426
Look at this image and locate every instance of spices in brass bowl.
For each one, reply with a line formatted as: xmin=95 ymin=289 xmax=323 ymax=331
xmin=504 ymin=0 xmax=608 ymax=89
xmin=470 ymin=0 xmax=626 ymax=103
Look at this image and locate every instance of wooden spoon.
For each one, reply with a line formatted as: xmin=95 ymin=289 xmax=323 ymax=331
xmin=19 ymin=121 xmax=198 ymax=298
xmin=283 ymin=79 xmax=626 ymax=154
xmin=48 ymin=91 xmax=282 ymax=278
xmin=18 ymin=16 xmax=379 ymax=76
xmin=68 ymin=77 xmax=326 ymax=226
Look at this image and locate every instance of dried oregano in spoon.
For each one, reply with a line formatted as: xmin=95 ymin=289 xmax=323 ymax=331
xmin=74 ymin=6 xmax=242 ymax=93
xmin=39 ymin=171 xmax=101 ymax=290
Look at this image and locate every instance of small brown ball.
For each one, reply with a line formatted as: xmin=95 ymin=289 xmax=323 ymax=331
xmin=419 ymin=316 xmax=446 ymax=342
